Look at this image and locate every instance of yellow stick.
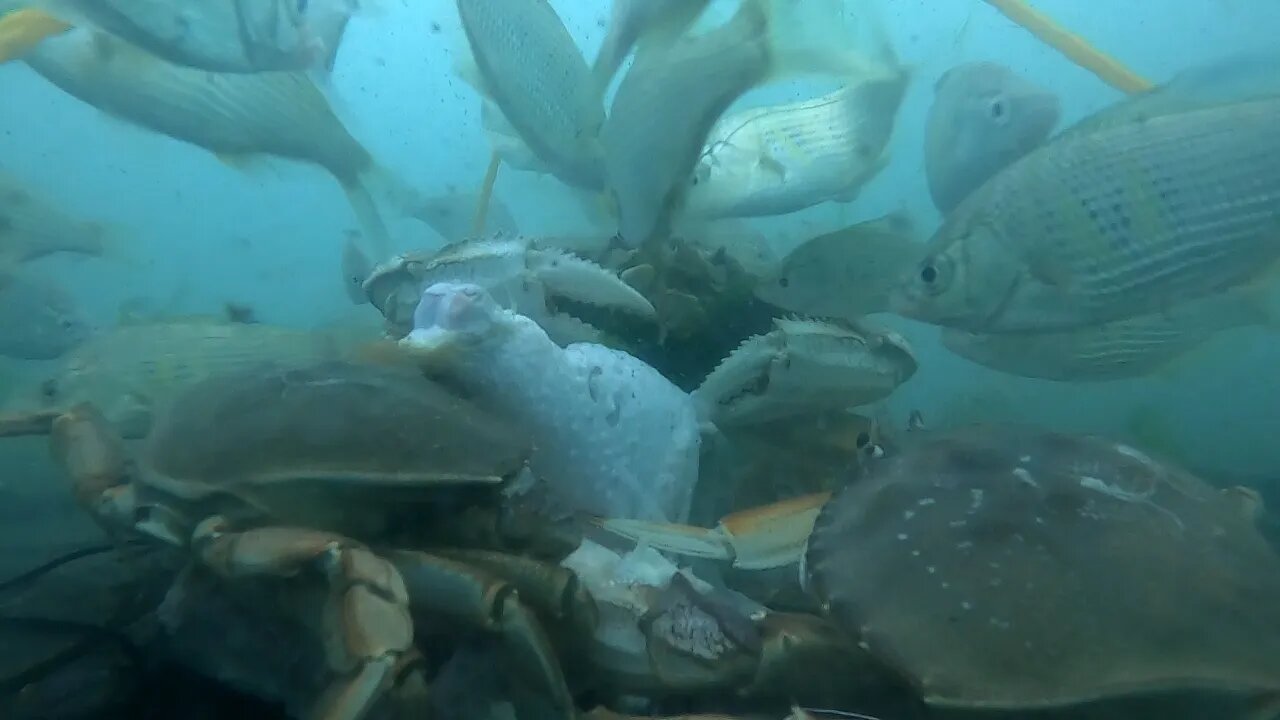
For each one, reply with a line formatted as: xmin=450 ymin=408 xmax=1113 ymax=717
xmin=472 ymin=151 xmax=502 ymax=237
xmin=982 ymin=0 xmax=1153 ymax=94
xmin=0 ymin=9 xmax=72 ymax=64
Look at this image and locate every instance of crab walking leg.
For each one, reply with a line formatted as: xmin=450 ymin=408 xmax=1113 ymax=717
xmin=389 ymin=550 xmax=578 ymax=720
xmin=426 ymin=548 xmax=599 ymax=635
xmin=0 ymin=409 xmax=61 ymax=437
xmin=598 ymin=492 xmax=831 ymax=570
xmin=192 ymin=520 xmax=424 ymax=720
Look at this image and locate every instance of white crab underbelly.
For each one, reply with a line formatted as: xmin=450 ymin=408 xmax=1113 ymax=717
xmin=467 ymin=332 xmax=700 ymax=523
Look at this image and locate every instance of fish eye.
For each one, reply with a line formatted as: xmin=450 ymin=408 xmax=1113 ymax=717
xmin=40 ymin=379 xmax=58 ymax=399
xmin=855 ymin=431 xmax=871 ymax=448
xmin=989 ymin=97 xmax=1008 ymax=122
xmin=917 ymin=254 xmax=955 ymax=295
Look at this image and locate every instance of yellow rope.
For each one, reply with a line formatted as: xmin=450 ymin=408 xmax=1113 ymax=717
xmin=472 ymin=151 xmax=502 ymax=237
xmin=982 ymin=0 xmax=1153 ymax=94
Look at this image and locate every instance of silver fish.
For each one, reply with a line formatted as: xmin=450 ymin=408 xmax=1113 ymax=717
xmin=592 ymin=0 xmax=711 ymax=93
xmin=603 ymin=0 xmax=874 ymax=248
xmin=413 ymin=190 xmax=519 ymax=244
xmin=23 ymin=27 xmax=407 ymax=269
xmin=1 ymin=318 xmax=377 ymax=437
xmin=455 ymin=0 xmax=606 ymax=190
xmin=941 ymin=285 xmax=1275 ymax=381
xmin=8 ymin=0 xmax=361 ymax=73
xmin=0 ymin=271 xmax=90 ymax=360
xmin=0 ymin=168 xmax=116 ymax=266
xmin=894 ymin=96 xmax=1280 ymax=333
xmin=603 ymin=0 xmax=773 ymax=248
xmin=755 ymin=212 xmax=921 ymax=321
xmin=683 ymin=68 xmax=907 ymax=219
xmin=1066 ymin=52 xmax=1280 ymax=138
xmin=924 ymin=61 xmax=1060 ymax=214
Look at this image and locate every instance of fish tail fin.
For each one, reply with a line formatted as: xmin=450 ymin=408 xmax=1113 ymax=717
xmin=594 ymin=2 xmax=709 ymax=98
xmin=0 ymin=7 xmax=72 ymax=64
xmin=339 ymin=177 xmax=397 ymax=305
xmin=758 ymin=0 xmax=900 ymax=81
xmin=355 ymin=164 xmax=425 ymax=228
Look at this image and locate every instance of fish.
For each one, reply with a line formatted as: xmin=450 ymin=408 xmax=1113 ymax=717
xmin=341 ymin=229 xmax=373 ymax=303
xmin=0 ymin=318 xmax=380 ymax=438
xmin=603 ymin=0 xmax=877 ymax=248
xmin=940 ymin=284 xmax=1277 ymax=381
xmin=923 ymin=61 xmax=1061 ymax=215
xmin=755 ymin=212 xmax=921 ymax=321
xmin=0 ymin=0 xmax=363 ymax=73
xmin=413 ymin=190 xmax=519 ymax=243
xmin=892 ymin=96 xmax=1280 ymax=333
xmin=592 ymin=0 xmax=712 ymax=93
xmin=683 ymin=68 xmax=908 ymax=220
xmin=0 ymin=168 xmax=116 ymax=267
xmin=0 ymin=271 xmax=91 ymax=360
xmin=22 ymin=27 xmax=413 ymax=274
xmin=1064 ymin=52 xmax=1280 ymax=137
xmin=455 ymin=0 xmax=606 ymax=190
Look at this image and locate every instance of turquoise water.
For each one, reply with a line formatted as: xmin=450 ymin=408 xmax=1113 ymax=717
xmin=2 ymin=1 xmax=1279 ymax=717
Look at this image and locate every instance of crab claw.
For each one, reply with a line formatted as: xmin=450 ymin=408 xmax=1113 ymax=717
xmin=597 ymin=492 xmax=831 ymax=571
xmin=530 ymin=248 xmax=656 ymax=318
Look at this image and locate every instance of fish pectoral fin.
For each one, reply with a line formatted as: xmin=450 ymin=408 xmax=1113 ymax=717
xmin=0 ymin=8 xmax=72 ymax=64
xmin=757 ymin=152 xmax=789 ymax=180
xmin=1026 ymin=256 xmax=1073 ymax=289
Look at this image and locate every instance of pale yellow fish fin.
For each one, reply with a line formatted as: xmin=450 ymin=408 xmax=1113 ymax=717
xmin=0 ymin=8 xmax=72 ymax=64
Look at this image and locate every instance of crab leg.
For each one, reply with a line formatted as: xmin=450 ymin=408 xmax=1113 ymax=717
xmin=192 ymin=520 xmax=424 ymax=720
xmin=597 ymin=493 xmax=831 ymax=570
xmin=0 ymin=408 xmax=61 ymax=437
xmin=389 ymin=549 xmax=578 ymax=720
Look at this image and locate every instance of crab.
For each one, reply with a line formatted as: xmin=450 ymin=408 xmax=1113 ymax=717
xmin=598 ymin=424 xmax=1280 ymax=718
xmin=362 ymin=234 xmax=655 ymax=347
xmin=46 ymin=361 xmax=601 ymax=720
xmin=691 ymin=317 xmax=918 ymax=428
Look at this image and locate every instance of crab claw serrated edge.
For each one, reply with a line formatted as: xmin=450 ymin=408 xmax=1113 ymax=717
xmin=530 ymin=249 xmax=657 ymax=318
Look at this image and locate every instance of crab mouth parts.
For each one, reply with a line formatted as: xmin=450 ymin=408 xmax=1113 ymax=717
xmin=401 ymin=327 xmax=464 ymax=360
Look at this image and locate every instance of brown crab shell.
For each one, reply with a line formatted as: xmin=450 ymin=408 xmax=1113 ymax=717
xmin=804 ymin=424 xmax=1280 ymax=711
xmin=137 ymin=362 xmax=531 ymax=529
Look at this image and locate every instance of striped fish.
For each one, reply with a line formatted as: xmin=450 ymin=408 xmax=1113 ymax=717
xmin=893 ymin=96 xmax=1280 ymax=332
xmin=1 ymin=319 xmax=379 ymax=437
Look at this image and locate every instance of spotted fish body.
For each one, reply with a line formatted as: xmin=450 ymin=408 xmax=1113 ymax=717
xmin=895 ymin=97 xmax=1280 ymax=333
xmin=456 ymin=0 xmax=606 ymax=190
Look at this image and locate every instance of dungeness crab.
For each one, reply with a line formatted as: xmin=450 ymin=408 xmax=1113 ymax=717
xmin=47 ymin=362 xmax=599 ymax=720
xmin=600 ymin=425 xmax=1280 ymax=718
